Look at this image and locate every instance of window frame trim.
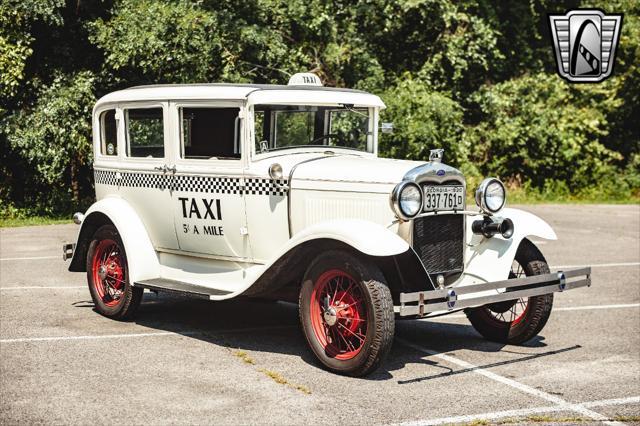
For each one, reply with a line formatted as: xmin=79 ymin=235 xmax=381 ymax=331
xmin=170 ymin=100 xmax=247 ymax=170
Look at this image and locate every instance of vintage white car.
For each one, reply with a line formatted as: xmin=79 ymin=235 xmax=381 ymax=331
xmin=64 ymin=73 xmax=591 ymax=376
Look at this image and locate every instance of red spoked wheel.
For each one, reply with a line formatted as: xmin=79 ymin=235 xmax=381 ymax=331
xmin=484 ymin=261 xmax=530 ymax=326
xmin=465 ymin=238 xmax=554 ymax=344
xmin=86 ymin=225 xmax=143 ymax=320
xmin=309 ymin=269 xmax=368 ymax=360
xmin=91 ymin=239 xmax=126 ymax=307
xmin=299 ymin=250 xmax=394 ymax=376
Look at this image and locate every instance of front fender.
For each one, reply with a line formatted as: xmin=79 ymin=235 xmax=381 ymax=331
xmin=462 ymin=208 xmax=556 ymax=285
xmin=289 ymin=219 xmax=409 ymax=257
xmin=69 ymin=197 xmax=160 ymax=282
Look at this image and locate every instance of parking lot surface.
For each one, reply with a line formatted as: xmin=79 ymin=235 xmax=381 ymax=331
xmin=1 ymin=204 xmax=639 ymax=425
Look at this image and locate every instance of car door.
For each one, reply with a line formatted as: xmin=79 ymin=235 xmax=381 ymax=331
xmin=169 ymin=101 xmax=251 ymax=261
xmin=117 ymin=102 xmax=179 ymax=250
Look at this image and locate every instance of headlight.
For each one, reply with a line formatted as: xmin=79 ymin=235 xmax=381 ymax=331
xmin=475 ymin=178 xmax=506 ymax=214
xmin=391 ymin=182 xmax=422 ymax=220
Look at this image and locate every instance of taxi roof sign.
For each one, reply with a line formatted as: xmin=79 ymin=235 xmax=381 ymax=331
xmin=287 ymin=72 xmax=323 ymax=86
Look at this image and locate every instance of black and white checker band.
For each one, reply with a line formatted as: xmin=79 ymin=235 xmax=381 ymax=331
xmin=94 ymin=169 xmax=288 ymax=197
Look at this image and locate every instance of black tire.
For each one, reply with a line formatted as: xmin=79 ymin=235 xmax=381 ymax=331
xmin=86 ymin=224 xmax=143 ymax=320
xmin=465 ymin=238 xmax=554 ymax=344
xmin=299 ymin=250 xmax=395 ymax=376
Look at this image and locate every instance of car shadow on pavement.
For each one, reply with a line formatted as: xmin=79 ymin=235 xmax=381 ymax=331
xmin=77 ymin=293 xmax=581 ymax=381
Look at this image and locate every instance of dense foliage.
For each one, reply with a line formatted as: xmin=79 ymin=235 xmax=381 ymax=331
xmin=1 ymin=0 xmax=638 ymax=217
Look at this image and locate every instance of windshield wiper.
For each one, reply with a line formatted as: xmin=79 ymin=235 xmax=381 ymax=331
xmin=340 ymin=103 xmax=369 ymax=118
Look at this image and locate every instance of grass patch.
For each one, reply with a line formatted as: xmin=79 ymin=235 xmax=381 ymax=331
xmin=613 ymin=415 xmax=640 ymax=422
xmin=233 ymin=350 xmax=255 ymax=365
xmin=0 ymin=216 xmax=72 ymax=228
xmin=258 ymin=368 xmax=311 ymax=395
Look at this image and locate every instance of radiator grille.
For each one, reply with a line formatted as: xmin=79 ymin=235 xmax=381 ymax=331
xmin=413 ymin=214 xmax=464 ymax=274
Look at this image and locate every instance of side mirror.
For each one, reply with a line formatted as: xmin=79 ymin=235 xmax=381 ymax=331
xmin=380 ymin=122 xmax=394 ymax=134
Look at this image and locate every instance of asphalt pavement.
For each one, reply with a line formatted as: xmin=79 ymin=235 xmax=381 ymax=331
xmin=1 ymin=204 xmax=639 ymax=425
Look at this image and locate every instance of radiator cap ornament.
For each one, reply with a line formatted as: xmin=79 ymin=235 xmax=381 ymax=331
xmin=429 ymin=149 xmax=444 ymax=163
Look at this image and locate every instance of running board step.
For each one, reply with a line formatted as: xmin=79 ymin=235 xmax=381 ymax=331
xmin=134 ymin=278 xmax=232 ymax=300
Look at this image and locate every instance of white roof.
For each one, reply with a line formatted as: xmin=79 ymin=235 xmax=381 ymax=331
xmin=95 ymin=84 xmax=385 ymax=109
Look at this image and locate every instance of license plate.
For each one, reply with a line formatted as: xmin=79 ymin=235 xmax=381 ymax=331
xmin=423 ymin=185 xmax=464 ymax=212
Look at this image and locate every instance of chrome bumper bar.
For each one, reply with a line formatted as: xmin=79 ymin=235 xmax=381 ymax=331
xmin=399 ymin=267 xmax=591 ymax=317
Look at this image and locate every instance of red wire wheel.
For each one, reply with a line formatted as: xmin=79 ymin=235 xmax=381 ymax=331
xmin=465 ymin=238 xmax=554 ymax=345
xmin=299 ymin=250 xmax=395 ymax=376
xmin=485 ymin=261 xmax=530 ymax=326
xmin=91 ymin=239 xmax=126 ymax=307
xmin=309 ymin=269 xmax=368 ymax=360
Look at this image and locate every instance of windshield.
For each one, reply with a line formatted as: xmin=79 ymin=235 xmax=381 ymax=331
xmin=254 ymin=105 xmax=372 ymax=153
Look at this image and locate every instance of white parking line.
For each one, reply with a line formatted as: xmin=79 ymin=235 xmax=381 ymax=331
xmin=0 ymin=325 xmax=298 ymax=344
xmin=553 ymin=261 xmax=640 ymax=268
xmin=422 ymin=303 xmax=640 ymax=320
xmin=0 ymin=286 xmax=85 ymax=290
xmin=398 ymin=396 xmax=640 ymax=426
xmin=0 ymin=256 xmax=60 ymax=261
xmin=396 ymin=338 xmax=624 ymax=425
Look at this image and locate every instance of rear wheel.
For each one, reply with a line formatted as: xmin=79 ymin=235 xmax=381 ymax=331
xmin=299 ymin=251 xmax=394 ymax=376
xmin=86 ymin=225 xmax=143 ymax=320
xmin=465 ymin=238 xmax=554 ymax=344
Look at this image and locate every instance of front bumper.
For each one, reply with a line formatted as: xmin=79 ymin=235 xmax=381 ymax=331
xmin=399 ymin=267 xmax=591 ymax=317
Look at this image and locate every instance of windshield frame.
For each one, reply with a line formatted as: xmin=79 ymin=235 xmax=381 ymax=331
xmin=248 ymin=103 xmax=379 ymax=161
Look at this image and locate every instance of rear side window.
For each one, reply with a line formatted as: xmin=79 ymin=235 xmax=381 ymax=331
xmin=100 ymin=110 xmax=117 ymax=156
xmin=180 ymin=107 xmax=240 ymax=160
xmin=126 ymin=108 xmax=164 ymax=158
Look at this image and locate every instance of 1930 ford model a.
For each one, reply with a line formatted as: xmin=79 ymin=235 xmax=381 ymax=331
xmin=64 ymin=73 xmax=591 ymax=376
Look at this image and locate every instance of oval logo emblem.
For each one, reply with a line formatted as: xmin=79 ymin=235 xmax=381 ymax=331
xmin=436 ymin=169 xmax=445 ymax=176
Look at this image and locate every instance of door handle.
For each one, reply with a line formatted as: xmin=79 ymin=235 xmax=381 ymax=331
xmin=153 ymin=165 xmax=166 ymax=172
xmin=166 ymin=165 xmax=177 ymax=174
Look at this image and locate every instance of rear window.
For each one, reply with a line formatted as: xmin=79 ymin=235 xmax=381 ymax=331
xmin=100 ymin=110 xmax=117 ymax=156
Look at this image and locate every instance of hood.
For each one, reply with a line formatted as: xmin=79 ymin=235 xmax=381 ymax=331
xmin=290 ymin=154 xmax=424 ymax=185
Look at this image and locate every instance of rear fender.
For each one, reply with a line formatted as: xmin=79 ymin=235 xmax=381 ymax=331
xmin=68 ymin=197 xmax=159 ymax=282
xmin=462 ymin=208 xmax=557 ymax=284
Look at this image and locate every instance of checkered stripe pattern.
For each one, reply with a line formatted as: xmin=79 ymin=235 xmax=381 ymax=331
xmin=244 ymin=178 xmax=288 ymax=196
xmin=94 ymin=169 xmax=288 ymax=196
xmin=172 ymin=175 xmax=242 ymax=195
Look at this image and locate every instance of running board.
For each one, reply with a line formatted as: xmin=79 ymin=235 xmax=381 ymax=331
xmin=134 ymin=278 xmax=232 ymax=300
xmin=399 ymin=267 xmax=591 ymax=317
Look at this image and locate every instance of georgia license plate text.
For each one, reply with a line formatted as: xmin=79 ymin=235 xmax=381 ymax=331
xmin=423 ymin=186 xmax=464 ymax=211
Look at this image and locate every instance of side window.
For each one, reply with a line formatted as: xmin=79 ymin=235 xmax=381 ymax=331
xmin=180 ymin=107 xmax=240 ymax=160
xmin=100 ymin=110 xmax=117 ymax=156
xmin=126 ymin=108 xmax=165 ymax=158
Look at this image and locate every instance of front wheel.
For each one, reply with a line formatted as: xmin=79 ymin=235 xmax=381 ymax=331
xmin=465 ymin=238 xmax=554 ymax=344
xmin=299 ymin=250 xmax=395 ymax=376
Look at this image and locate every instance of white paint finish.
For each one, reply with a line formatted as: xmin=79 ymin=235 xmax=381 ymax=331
xmin=396 ymin=338 xmax=622 ymax=425
xmin=398 ymin=396 xmax=640 ymax=426
xmin=244 ymin=187 xmax=289 ymax=263
xmin=289 ymin=154 xmax=421 ymax=185
xmin=246 ymin=88 xmax=385 ymax=109
xmin=291 ymin=190 xmax=393 ymax=234
xmin=457 ymin=207 xmax=557 ymax=287
xmin=288 ymin=218 xmax=408 ymax=256
xmin=75 ymin=197 xmax=161 ymax=282
xmin=95 ymin=85 xmax=256 ymax=107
